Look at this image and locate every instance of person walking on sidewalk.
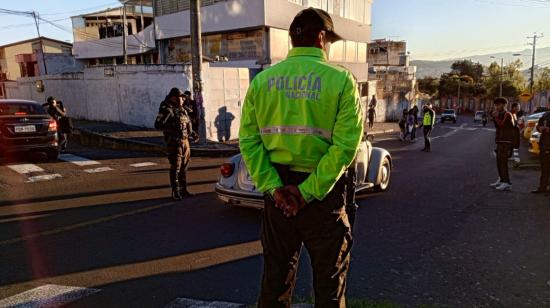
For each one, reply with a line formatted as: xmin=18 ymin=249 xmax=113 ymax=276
xmin=490 ymin=97 xmax=516 ymax=191
xmin=367 ymin=105 xmax=376 ymax=129
xmin=155 ymin=88 xmax=195 ymax=200
xmin=531 ymin=110 xmax=550 ymax=196
xmin=419 ymin=104 xmax=435 ymax=152
xmin=239 ymin=7 xmax=363 ymax=308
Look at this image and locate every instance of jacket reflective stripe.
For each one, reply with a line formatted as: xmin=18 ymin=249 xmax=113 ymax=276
xmin=260 ymin=126 xmax=332 ymax=140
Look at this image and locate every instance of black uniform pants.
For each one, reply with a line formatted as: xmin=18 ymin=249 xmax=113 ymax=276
xmin=167 ymin=139 xmax=190 ymax=190
xmin=496 ymin=143 xmax=512 ymax=184
xmin=539 ymin=148 xmax=550 ymax=191
xmin=259 ymin=165 xmax=353 ymax=308
xmin=423 ymin=126 xmax=432 ymax=150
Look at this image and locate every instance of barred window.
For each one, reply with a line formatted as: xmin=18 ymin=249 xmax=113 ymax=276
xmin=155 ymin=0 xmax=226 ymax=16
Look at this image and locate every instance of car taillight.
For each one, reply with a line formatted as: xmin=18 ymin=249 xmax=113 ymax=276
xmin=220 ymin=163 xmax=234 ymax=178
xmin=48 ymin=119 xmax=57 ymax=132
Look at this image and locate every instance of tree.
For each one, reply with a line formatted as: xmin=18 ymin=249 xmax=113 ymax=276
xmin=483 ymin=59 xmax=525 ymax=98
xmin=451 ymin=60 xmax=484 ymax=82
xmin=418 ymin=76 xmax=439 ymax=97
xmin=535 ymin=67 xmax=550 ymax=92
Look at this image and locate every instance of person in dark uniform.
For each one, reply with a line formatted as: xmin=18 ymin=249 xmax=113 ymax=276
xmin=183 ymin=90 xmax=199 ymax=137
xmin=367 ymin=105 xmax=376 ymax=129
xmin=531 ymin=111 xmax=550 ymax=196
xmin=155 ymin=88 xmax=196 ymax=200
xmin=43 ymin=96 xmax=68 ymax=153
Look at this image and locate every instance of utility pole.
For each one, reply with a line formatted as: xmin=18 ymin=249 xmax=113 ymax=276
xmin=499 ymin=57 xmax=503 ymax=97
xmin=527 ymin=33 xmax=543 ymax=98
xmin=190 ymin=0 xmax=206 ymax=144
xmin=32 ymin=11 xmax=48 ymax=75
xmin=122 ymin=4 xmax=128 ymax=64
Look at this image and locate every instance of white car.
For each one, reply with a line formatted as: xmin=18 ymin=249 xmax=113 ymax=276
xmin=474 ymin=110 xmax=486 ymax=123
xmin=215 ymin=137 xmax=392 ymax=209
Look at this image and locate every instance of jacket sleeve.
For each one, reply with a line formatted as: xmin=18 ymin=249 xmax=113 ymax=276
xmin=298 ymin=73 xmax=364 ymax=203
xmin=154 ymin=105 xmax=172 ymax=130
xmin=430 ymin=110 xmax=436 ymax=126
xmin=239 ymin=80 xmax=283 ymax=194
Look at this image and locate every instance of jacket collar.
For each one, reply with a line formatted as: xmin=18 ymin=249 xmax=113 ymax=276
xmin=287 ymin=47 xmax=328 ymax=61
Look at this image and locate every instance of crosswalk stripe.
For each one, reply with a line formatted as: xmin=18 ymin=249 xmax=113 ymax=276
xmin=7 ymin=164 xmax=44 ymax=174
xmin=130 ymin=162 xmax=158 ymax=168
xmin=0 ymin=284 xmax=100 ymax=307
xmin=59 ymin=154 xmax=101 ymax=166
xmin=165 ymin=298 xmax=246 ymax=308
xmin=84 ymin=167 xmax=114 ymax=174
xmin=27 ymin=174 xmax=63 ymax=183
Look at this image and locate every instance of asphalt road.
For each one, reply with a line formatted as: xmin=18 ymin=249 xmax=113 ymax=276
xmin=1 ymin=117 xmax=549 ymax=307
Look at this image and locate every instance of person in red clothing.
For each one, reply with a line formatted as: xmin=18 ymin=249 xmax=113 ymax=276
xmin=490 ymin=97 xmax=516 ymax=191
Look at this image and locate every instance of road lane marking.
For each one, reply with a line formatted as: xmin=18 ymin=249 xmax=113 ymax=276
xmin=0 ymin=241 xmax=261 ymax=298
xmin=165 ymin=298 xmax=246 ymax=308
xmin=7 ymin=164 xmax=44 ymax=174
xmin=58 ymin=154 xmax=101 ymax=166
xmin=0 ymin=202 xmax=174 ymax=246
xmin=0 ymin=284 xmax=99 ymax=307
xmin=130 ymin=162 xmax=158 ymax=168
xmin=27 ymin=174 xmax=63 ymax=183
xmin=84 ymin=167 xmax=114 ymax=173
xmin=0 ymin=214 xmax=51 ymax=223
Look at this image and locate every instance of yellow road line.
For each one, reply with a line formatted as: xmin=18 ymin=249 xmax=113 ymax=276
xmin=0 ymin=201 xmax=173 ymax=246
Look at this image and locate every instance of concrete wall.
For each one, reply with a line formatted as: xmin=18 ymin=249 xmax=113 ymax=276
xmin=5 ymin=64 xmax=249 ymax=141
xmin=37 ymin=53 xmax=85 ymax=75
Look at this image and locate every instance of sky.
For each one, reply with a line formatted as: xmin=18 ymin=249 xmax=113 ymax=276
xmin=0 ymin=0 xmax=549 ymax=61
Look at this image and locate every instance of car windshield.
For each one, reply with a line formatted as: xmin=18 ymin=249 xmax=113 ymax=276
xmin=443 ymin=110 xmax=454 ymax=114
xmin=0 ymin=102 xmax=47 ymax=116
xmin=526 ymin=112 xmax=545 ymax=120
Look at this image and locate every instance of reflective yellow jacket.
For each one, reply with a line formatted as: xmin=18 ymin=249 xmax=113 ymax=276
xmin=239 ymin=47 xmax=363 ymax=203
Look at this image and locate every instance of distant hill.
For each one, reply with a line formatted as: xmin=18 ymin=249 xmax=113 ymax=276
xmin=412 ymin=47 xmax=550 ymax=79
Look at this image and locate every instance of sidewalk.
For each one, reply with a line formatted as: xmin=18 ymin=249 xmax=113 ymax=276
xmin=72 ymin=119 xmax=399 ymax=157
xmin=72 ymin=120 xmax=240 ymax=157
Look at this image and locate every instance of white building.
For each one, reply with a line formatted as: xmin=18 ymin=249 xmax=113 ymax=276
xmin=72 ymin=0 xmax=373 ymax=82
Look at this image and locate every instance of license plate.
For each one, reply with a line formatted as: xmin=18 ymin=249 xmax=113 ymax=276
xmin=14 ymin=125 xmax=36 ymax=133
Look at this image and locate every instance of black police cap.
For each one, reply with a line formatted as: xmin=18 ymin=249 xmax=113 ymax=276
xmin=289 ymin=7 xmax=343 ymax=43
xmin=168 ymin=88 xmax=185 ymax=98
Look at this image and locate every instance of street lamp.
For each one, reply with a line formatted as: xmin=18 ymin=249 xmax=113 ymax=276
xmin=452 ymin=74 xmax=473 ymax=113
xmin=490 ymin=54 xmax=523 ymax=97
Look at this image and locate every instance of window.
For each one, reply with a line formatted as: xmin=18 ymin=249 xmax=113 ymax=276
xmin=155 ymin=0 xmax=226 ymax=16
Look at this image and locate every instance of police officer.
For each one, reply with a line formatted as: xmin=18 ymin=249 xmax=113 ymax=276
xmin=183 ymin=90 xmax=199 ymax=135
xmin=419 ymin=103 xmax=435 ymax=152
xmin=239 ymin=8 xmax=363 ymax=308
xmin=531 ymin=110 xmax=550 ymax=196
xmin=155 ymin=88 xmax=195 ymax=200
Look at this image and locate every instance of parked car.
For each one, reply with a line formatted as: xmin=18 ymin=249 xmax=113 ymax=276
xmin=0 ymin=99 xmax=59 ymax=160
xmin=529 ymin=124 xmax=541 ymax=155
xmin=474 ymin=110 xmax=486 ymax=123
xmin=523 ymin=112 xmax=545 ymax=140
xmin=441 ymin=109 xmax=457 ymax=123
xmin=215 ymin=136 xmax=392 ymax=209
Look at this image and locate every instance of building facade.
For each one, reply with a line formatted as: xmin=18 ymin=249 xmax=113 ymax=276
xmin=0 ymin=37 xmax=72 ymax=81
xmin=71 ymin=0 xmax=373 ymax=81
xmin=367 ymin=39 xmax=417 ymax=119
xmin=154 ymin=0 xmax=372 ymax=81
xmin=71 ymin=4 xmax=156 ymax=65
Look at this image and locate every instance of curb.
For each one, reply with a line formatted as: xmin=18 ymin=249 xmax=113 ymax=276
xmin=369 ymin=129 xmax=395 ymax=135
xmin=72 ymin=128 xmax=240 ymax=158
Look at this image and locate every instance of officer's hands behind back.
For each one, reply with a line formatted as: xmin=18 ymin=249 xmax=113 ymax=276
xmin=273 ymin=186 xmax=307 ymax=218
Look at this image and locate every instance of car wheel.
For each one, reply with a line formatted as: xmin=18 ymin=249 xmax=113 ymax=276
xmin=453 ymin=120 xmax=457 ymax=123
xmin=374 ymin=156 xmax=391 ymax=192
xmin=47 ymin=149 xmax=59 ymax=161
xmin=441 ymin=119 xmax=445 ymax=123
